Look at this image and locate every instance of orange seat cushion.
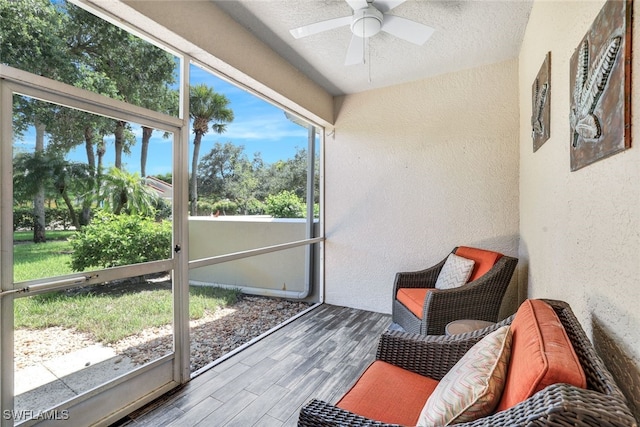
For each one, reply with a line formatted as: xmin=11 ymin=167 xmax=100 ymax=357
xmin=454 ymin=246 xmax=503 ymax=281
xmin=396 ymin=288 xmax=434 ymax=319
xmin=496 ymin=299 xmax=587 ymax=411
xmin=337 ymin=360 xmax=439 ymax=425
xmin=396 ymin=247 xmax=503 ymax=319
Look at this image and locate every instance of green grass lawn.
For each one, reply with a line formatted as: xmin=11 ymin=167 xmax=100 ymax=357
xmin=13 ymin=240 xmax=75 ymax=282
xmin=13 ymin=232 xmax=241 ymax=343
xmin=14 ymin=285 xmax=240 ymax=343
xmin=13 ymin=230 xmax=77 ymax=242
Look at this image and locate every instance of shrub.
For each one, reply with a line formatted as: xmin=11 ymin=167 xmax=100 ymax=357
xmin=244 ymin=198 xmax=266 ymax=215
xmin=48 ymin=207 xmax=73 ymax=229
xmin=69 ymin=212 xmax=171 ymax=271
xmin=13 ymin=206 xmax=73 ymax=230
xmin=265 ymin=190 xmax=305 ymax=218
xmin=196 ymin=200 xmax=215 ymax=216
xmin=153 ymin=198 xmax=172 ymax=221
xmin=212 ymin=199 xmax=238 ymax=216
xmin=13 ymin=207 xmax=33 ymax=231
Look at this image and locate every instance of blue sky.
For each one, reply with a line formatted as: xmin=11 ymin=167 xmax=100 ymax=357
xmin=187 ymin=64 xmax=311 ymax=169
xmin=14 ymin=63 xmax=312 ymax=177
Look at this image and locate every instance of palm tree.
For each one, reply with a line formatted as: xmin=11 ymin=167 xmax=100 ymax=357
xmin=140 ymin=88 xmax=179 ymax=178
xmin=13 ymin=152 xmax=93 ymax=231
xmin=99 ymin=167 xmax=158 ymax=216
xmin=189 ymin=84 xmax=234 ymax=215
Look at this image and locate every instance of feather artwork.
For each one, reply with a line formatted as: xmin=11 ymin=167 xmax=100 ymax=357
xmin=570 ymin=36 xmax=622 ymax=148
xmin=531 ymin=78 xmax=548 ymax=139
xmin=531 ymin=51 xmax=551 ymax=151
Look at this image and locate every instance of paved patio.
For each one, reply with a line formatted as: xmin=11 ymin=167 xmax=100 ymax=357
xmin=15 ymin=344 xmax=137 ymax=417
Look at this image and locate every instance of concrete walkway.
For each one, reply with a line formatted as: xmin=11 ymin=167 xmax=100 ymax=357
xmin=15 ymin=345 xmax=137 ymax=415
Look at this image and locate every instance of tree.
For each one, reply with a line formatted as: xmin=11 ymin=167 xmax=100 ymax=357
xmin=99 ymin=167 xmax=159 ymax=217
xmin=227 ymin=160 xmax=260 ymax=215
xmin=3 ymin=1 xmax=179 ymax=236
xmin=263 ymin=147 xmax=318 ymax=202
xmin=0 ymin=0 xmax=76 ymax=82
xmin=197 ymin=142 xmax=247 ymax=200
xmin=141 ymin=89 xmax=178 ymax=177
xmin=48 ymin=159 xmax=93 ymax=230
xmin=65 ymin=4 xmax=178 ymax=170
xmin=154 ymin=173 xmax=173 ymax=184
xmin=45 ymin=69 xmax=119 ymax=225
xmin=1 ymin=0 xmax=77 ymax=242
xmin=197 ymin=143 xmax=267 ymax=214
xmin=189 ymin=84 xmax=234 ymax=215
xmin=13 ymin=152 xmax=93 ymax=230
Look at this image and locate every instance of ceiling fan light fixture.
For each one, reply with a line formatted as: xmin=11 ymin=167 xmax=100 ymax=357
xmin=289 ymin=0 xmax=435 ymax=68
xmin=350 ymin=6 xmax=383 ymax=38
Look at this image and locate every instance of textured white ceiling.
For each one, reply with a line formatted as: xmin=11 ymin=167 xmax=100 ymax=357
xmin=214 ymin=0 xmax=533 ymax=96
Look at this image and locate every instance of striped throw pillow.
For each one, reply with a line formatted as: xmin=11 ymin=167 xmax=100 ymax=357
xmin=434 ymin=253 xmax=475 ymax=290
xmin=417 ymin=325 xmax=512 ymax=426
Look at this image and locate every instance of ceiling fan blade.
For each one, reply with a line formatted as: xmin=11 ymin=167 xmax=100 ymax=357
xmin=373 ymin=0 xmax=407 ymax=13
xmin=290 ymin=15 xmax=352 ymax=39
xmin=345 ymin=34 xmax=365 ymax=65
xmin=345 ymin=0 xmax=369 ymax=10
xmin=381 ymin=15 xmax=435 ymax=45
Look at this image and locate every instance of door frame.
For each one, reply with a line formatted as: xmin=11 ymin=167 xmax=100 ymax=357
xmin=0 ymin=64 xmax=189 ymax=427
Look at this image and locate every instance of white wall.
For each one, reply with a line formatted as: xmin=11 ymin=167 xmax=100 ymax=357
xmin=188 ymin=217 xmax=308 ymax=294
xmin=519 ymin=0 xmax=640 ymax=377
xmin=325 ymin=60 xmax=521 ymax=313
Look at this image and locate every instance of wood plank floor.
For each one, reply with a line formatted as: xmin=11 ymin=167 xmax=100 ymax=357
xmin=114 ymin=304 xmax=391 ymax=427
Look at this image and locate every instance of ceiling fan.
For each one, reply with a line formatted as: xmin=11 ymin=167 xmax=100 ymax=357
xmin=289 ymin=0 xmax=435 ymax=66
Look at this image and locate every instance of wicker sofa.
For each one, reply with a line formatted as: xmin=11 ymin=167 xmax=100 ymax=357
xmin=299 ymin=299 xmax=637 ymax=427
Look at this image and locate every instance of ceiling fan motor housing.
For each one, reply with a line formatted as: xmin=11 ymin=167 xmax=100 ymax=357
xmin=350 ymin=5 xmax=383 ymax=38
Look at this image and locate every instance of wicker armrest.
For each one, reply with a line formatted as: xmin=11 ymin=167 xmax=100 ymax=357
xmin=298 ymin=399 xmax=402 ymax=427
xmin=451 ymin=383 xmax=638 ymax=427
xmin=376 ymin=318 xmax=512 ymax=380
xmin=392 ymin=256 xmax=447 ymax=291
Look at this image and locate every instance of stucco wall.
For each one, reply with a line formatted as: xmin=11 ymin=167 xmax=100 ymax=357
xmin=188 ymin=217 xmax=320 ymax=301
xmin=518 ymin=0 xmax=640 ymax=416
xmin=325 ymin=60 xmax=520 ymax=314
xmin=188 ymin=217 xmax=307 ymax=292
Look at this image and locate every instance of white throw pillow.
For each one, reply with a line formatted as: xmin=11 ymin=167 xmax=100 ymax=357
xmin=417 ymin=325 xmax=512 ymax=426
xmin=434 ymin=253 xmax=475 ymax=290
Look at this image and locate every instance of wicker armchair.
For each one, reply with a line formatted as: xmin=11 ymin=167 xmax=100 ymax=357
xmin=299 ymin=299 xmax=637 ymax=427
xmin=392 ymin=246 xmax=518 ymax=335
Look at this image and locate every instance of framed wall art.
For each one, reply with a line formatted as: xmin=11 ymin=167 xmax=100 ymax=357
xmin=569 ymin=0 xmax=632 ymax=171
xmin=532 ymin=51 xmax=551 ymax=152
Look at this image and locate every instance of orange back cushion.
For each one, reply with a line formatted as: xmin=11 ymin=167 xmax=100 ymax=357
xmin=454 ymin=246 xmax=503 ymax=281
xmin=337 ymin=360 xmax=439 ymax=425
xmin=496 ymin=299 xmax=586 ymax=411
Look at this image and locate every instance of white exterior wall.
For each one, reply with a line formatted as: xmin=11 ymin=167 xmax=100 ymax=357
xmin=325 ymin=60 xmax=521 ymax=314
xmin=518 ymin=0 xmax=640 ymax=367
xmin=188 ymin=217 xmax=308 ymax=295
